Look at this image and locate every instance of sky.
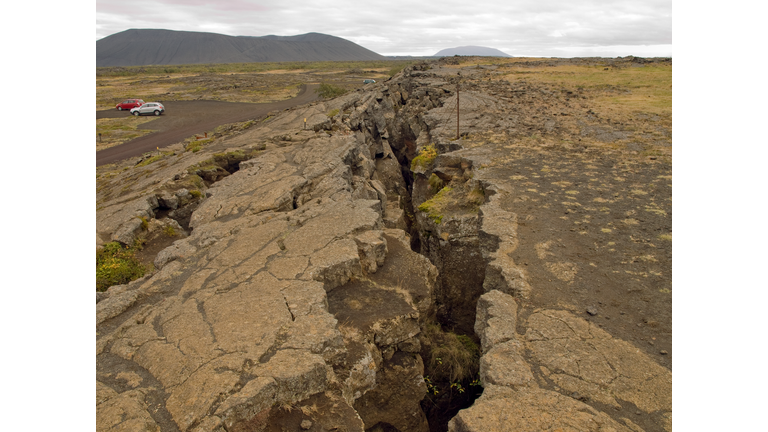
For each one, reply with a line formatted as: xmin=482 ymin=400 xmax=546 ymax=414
xmin=96 ymin=0 xmax=672 ymax=58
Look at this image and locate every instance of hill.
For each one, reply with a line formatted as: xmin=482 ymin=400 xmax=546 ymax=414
xmin=96 ymin=29 xmax=386 ymax=67
xmin=434 ymin=45 xmax=512 ymax=57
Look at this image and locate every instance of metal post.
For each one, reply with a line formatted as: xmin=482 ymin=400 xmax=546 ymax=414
xmin=456 ymin=79 xmax=460 ymax=140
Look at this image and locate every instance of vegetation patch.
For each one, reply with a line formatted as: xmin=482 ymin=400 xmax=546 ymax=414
xmin=97 ymin=60 xmax=414 ymax=78
xmin=185 ymin=138 xmax=214 ymax=153
xmin=96 ymin=242 xmax=148 ymax=292
xmin=420 ymin=322 xmax=480 ymax=384
xmin=315 ymin=83 xmax=347 ymax=99
xmin=96 ymin=117 xmax=156 ymax=150
xmin=327 ymin=108 xmax=339 ymax=118
xmin=418 ymin=187 xmax=452 ymax=224
xmin=388 ymin=63 xmax=407 ymax=77
xmin=428 ymin=173 xmax=444 ymax=191
xmin=163 ymin=225 xmax=177 ymax=237
xmin=418 ymin=181 xmax=485 ymax=224
xmin=185 ymin=147 xmax=263 ymax=182
xmin=136 ymin=154 xmax=164 ymax=167
xmin=500 ymin=61 xmax=671 ymax=123
xmin=411 ymin=144 xmax=438 ymax=172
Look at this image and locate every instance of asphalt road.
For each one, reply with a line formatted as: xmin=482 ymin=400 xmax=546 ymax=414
xmin=96 ymin=84 xmax=319 ymax=166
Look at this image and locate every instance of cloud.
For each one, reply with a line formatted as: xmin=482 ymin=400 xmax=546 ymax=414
xmin=96 ymin=0 xmax=672 ymax=57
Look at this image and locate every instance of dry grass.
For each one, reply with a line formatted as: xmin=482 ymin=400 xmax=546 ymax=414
xmin=500 ymin=62 xmax=672 ymax=124
xmin=420 ymin=323 xmax=479 ymax=383
xmin=96 ymin=74 xmax=303 ymax=109
xmin=96 ymin=116 xmax=156 ymax=150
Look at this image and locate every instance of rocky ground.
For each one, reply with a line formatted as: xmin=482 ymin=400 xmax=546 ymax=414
xmin=96 ymin=56 xmax=671 ymax=431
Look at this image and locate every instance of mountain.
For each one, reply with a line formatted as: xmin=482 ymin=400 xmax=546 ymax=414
xmin=434 ymin=46 xmax=512 ymax=57
xmin=97 ymin=29 xmax=386 ymax=67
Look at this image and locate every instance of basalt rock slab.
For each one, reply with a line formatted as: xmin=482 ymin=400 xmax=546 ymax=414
xmin=457 ymin=290 xmax=671 ymax=432
xmin=449 ymin=385 xmax=635 ymax=432
xmin=97 ymin=94 xmax=436 ymax=431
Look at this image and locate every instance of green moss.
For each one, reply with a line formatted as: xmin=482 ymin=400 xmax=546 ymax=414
xmin=418 ymin=187 xmax=452 ymax=224
xmin=186 ymin=138 xmax=214 ymax=153
xmin=96 ymin=242 xmax=147 ymax=292
xmin=428 ymin=173 xmax=444 ymax=191
xmin=327 ymin=108 xmax=339 ymax=118
xmin=136 ymin=154 xmax=163 ymax=167
xmin=189 ymin=189 xmax=202 ymax=198
xmin=411 ymin=144 xmax=438 ymax=172
xmin=183 ymin=175 xmax=206 ymax=190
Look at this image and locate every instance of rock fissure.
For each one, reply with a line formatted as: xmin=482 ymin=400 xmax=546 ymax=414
xmin=98 ymin=58 xmax=671 ymax=432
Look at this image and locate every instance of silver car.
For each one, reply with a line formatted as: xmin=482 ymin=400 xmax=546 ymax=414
xmin=130 ymin=102 xmax=165 ymax=116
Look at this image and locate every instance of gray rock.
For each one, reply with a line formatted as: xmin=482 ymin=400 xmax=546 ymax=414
xmin=474 ymin=290 xmax=518 ymax=352
xmin=448 ymin=386 xmax=634 ymax=432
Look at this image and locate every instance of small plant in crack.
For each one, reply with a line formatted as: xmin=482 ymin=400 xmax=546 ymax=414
xmin=164 ymin=225 xmax=176 ymax=237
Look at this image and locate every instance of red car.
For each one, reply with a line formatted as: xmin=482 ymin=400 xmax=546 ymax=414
xmin=116 ymin=99 xmax=145 ymax=111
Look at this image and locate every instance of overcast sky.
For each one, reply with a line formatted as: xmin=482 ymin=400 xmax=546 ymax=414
xmin=96 ymin=0 xmax=671 ymax=57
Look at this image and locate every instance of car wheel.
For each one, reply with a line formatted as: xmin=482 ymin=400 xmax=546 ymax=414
xmin=133 ymin=111 xmax=140 ymax=116
xmin=118 ymin=107 xmax=122 ymax=111
xmin=154 ymin=110 xmax=160 ymax=116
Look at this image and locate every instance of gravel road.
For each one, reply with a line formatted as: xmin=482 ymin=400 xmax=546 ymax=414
xmin=96 ymin=84 xmax=319 ymax=166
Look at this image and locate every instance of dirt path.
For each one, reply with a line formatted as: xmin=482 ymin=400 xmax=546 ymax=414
xmin=96 ymin=84 xmax=319 ymax=166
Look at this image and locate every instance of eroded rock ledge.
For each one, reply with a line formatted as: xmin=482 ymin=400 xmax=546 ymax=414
xmin=450 ymin=290 xmax=671 ymax=432
xmin=97 ymin=60 xmax=671 ymax=432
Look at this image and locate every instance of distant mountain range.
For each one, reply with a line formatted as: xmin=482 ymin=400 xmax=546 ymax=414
xmin=434 ymin=46 xmax=512 ymax=57
xmin=97 ymin=29 xmax=386 ymax=67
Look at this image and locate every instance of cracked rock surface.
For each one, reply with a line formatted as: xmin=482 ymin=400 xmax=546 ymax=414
xmin=97 ymin=57 xmax=671 ymax=431
xmin=450 ymin=290 xmax=671 ymax=432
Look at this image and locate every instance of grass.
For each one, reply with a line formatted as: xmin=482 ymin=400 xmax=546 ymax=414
xmin=96 ymin=73 xmax=302 ymax=110
xmin=96 ymin=117 xmax=156 ymax=150
xmin=163 ymin=225 xmax=176 ymax=237
xmin=96 ymin=242 xmax=148 ymax=292
xmin=136 ymin=154 xmax=164 ymax=167
xmin=420 ymin=322 xmax=480 ymax=383
xmin=388 ymin=63 xmax=407 ymax=77
xmin=186 ymin=138 xmax=214 ymax=153
xmin=316 ymin=83 xmax=347 ymax=99
xmin=500 ymin=62 xmax=672 ymax=121
xmin=97 ymin=60 xmax=415 ymax=77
